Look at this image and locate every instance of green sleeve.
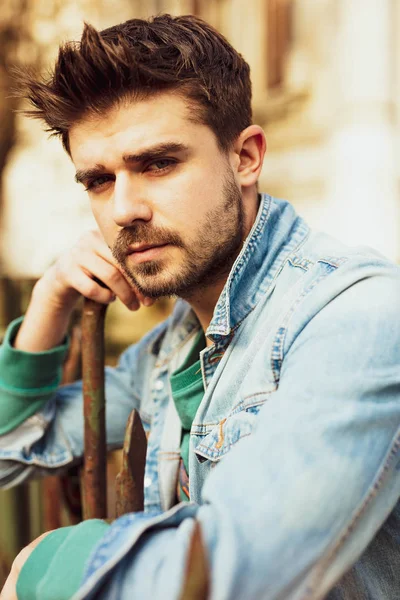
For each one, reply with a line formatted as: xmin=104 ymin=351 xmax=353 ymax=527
xmin=0 ymin=317 xmax=69 ymax=434
xmin=16 ymin=520 xmax=110 ymax=600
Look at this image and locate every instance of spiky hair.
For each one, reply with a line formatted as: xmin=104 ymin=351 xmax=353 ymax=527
xmin=17 ymin=14 xmax=252 ymax=154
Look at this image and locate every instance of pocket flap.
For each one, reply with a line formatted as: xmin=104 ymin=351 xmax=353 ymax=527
xmin=194 ymin=395 xmax=269 ymax=463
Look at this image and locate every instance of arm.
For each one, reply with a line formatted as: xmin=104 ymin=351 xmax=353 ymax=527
xmin=0 ymin=318 xmax=159 ymax=487
xmin=0 ymin=229 xmax=155 ymax=486
xmin=72 ymin=273 xmax=400 ymax=599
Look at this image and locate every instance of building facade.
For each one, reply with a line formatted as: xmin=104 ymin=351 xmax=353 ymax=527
xmin=2 ymin=0 xmax=399 ymax=277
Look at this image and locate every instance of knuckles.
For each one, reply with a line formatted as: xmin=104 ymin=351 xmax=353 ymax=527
xmin=81 ymin=281 xmax=103 ymax=299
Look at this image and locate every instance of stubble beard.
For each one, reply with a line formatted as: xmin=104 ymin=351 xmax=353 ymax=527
xmin=112 ymin=171 xmax=244 ymax=300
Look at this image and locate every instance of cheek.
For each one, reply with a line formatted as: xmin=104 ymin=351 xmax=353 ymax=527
xmin=91 ymin=203 xmax=115 ymax=245
xmin=158 ymin=168 xmax=221 ymax=223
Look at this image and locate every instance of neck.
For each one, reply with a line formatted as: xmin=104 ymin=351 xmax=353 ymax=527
xmin=185 ymin=189 xmax=260 ymax=344
xmin=185 ymin=279 xmax=228 ymax=346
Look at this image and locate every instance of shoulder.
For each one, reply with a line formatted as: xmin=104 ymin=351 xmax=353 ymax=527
xmin=286 ymin=226 xmax=400 ymax=314
xmin=277 ymin=232 xmax=400 ymax=360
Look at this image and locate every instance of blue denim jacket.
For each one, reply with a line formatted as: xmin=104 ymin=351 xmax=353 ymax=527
xmin=2 ymin=194 xmax=400 ymax=599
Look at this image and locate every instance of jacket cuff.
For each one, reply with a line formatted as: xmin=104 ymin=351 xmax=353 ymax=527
xmin=16 ymin=520 xmax=110 ymax=600
xmin=0 ymin=316 xmax=69 ymax=393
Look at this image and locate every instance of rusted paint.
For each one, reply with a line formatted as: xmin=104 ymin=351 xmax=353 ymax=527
xmin=81 ymin=299 xmax=107 ymax=520
xmin=42 ymin=476 xmax=62 ymax=530
xmin=115 ymin=409 xmax=147 ymax=517
xmin=179 ymin=520 xmax=209 ymax=600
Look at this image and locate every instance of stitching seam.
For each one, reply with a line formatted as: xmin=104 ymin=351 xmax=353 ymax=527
xmin=270 ymin=268 xmax=336 ymax=384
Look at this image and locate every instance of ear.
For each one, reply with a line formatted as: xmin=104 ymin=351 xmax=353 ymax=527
xmin=232 ymin=125 xmax=267 ymax=188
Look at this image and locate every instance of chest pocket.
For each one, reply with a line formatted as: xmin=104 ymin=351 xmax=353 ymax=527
xmin=194 ymin=392 xmax=273 ymax=464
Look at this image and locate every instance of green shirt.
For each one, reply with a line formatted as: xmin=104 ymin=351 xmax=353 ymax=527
xmin=170 ymin=330 xmax=205 ymax=501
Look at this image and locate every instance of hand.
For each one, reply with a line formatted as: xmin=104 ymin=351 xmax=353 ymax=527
xmin=14 ymin=229 xmax=156 ymax=352
xmin=0 ymin=532 xmax=52 ymax=600
xmin=37 ymin=229 xmax=155 ymax=313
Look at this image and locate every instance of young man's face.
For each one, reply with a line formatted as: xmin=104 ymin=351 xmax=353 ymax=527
xmin=69 ymin=93 xmax=245 ymax=299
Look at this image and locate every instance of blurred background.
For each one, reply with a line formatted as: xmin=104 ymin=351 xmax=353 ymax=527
xmin=1 ymin=0 xmax=400 ymax=584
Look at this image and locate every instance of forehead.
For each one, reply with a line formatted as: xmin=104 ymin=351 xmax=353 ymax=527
xmin=69 ymin=93 xmax=215 ymax=166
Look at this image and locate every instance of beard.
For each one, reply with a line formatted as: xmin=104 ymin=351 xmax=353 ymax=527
xmin=112 ymin=169 xmax=244 ymax=300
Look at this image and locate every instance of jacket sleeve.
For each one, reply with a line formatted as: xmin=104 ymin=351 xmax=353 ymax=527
xmin=0 ymin=316 xmax=166 ymax=488
xmin=72 ymin=273 xmax=400 ymax=600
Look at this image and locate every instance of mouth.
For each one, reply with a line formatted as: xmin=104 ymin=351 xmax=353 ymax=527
xmin=126 ymin=243 xmax=170 ymax=263
xmin=126 ymin=242 xmax=169 ymax=254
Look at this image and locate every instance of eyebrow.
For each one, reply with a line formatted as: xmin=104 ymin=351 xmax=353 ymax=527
xmin=74 ymin=142 xmax=189 ymax=185
xmin=123 ymin=142 xmax=189 ymax=164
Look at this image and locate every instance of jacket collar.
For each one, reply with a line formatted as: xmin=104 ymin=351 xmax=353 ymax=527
xmin=152 ymin=194 xmax=310 ymax=356
xmin=207 ymin=194 xmax=309 ymax=339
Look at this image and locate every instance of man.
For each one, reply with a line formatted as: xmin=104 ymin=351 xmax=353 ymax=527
xmin=1 ymin=13 xmax=400 ymax=600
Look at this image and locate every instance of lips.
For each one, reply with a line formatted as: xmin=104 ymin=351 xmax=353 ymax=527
xmin=126 ymin=243 xmax=167 ymax=255
xmin=125 ymin=243 xmax=171 ymax=264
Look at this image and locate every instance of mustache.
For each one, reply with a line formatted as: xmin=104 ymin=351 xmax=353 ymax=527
xmin=112 ymin=224 xmax=184 ymax=257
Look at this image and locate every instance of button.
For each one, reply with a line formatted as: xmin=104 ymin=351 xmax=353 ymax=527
xmin=154 ymin=379 xmax=164 ymax=391
xmin=144 ymin=476 xmax=152 ymax=488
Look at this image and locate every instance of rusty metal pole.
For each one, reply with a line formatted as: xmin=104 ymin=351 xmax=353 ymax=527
xmin=115 ymin=409 xmax=147 ymax=517
xmin=81 ymin=299 xmax=108 ymax=520
xmin=79 ymin=297 xmax=209 ymax=596
xmin=179 ymin=521 xmax=209 ymax=600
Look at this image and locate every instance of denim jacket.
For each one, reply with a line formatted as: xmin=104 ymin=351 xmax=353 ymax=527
xmin=1 ymin=193 xmax=400 ymax=599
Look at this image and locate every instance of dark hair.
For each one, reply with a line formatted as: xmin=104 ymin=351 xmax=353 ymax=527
xmin=17 ymin=14 xmax=252 ymax=154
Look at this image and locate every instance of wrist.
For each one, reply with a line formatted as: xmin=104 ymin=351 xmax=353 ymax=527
xmin=12 ymin=274 xmax=77 ymax=352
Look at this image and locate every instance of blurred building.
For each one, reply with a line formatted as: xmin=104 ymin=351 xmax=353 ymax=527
xmin=1 ymin=0 xmax=400 ymax=281
xmin=0 ymin=0 xmax=399 ymax=574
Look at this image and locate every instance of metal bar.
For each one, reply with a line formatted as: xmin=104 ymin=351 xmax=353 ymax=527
xmin=81 ymin=299 xmax=107 ymax=520
xmin=79 ymin=297 xmax=209 ymax=597
xmin=42 ymin=476 xmax=62 ymax=530
xmin=179 ymin=520 xmax=209 ymax=600
xmin=115 ymin=409 xmax=147 ymax=517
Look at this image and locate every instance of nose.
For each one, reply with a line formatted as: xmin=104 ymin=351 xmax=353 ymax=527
xmin=112 ymin=174 xmax=152 ymax=227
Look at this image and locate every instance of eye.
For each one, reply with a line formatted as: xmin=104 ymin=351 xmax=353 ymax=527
xmin=85 ymin=175 xmax=113 ymax=192
xmin=145 ymin=159 xmax=176 ymax=173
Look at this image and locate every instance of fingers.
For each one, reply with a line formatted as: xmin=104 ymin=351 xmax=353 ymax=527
xmin=81 ymin=255 xmax=134 ymax=307
xmin=53 ymin=230 xmax=155 ymax=311
xmin=111 ymin=263 xmax=155 ymax=308
xmin=88 ymin=231 xmax=156 ymax=309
